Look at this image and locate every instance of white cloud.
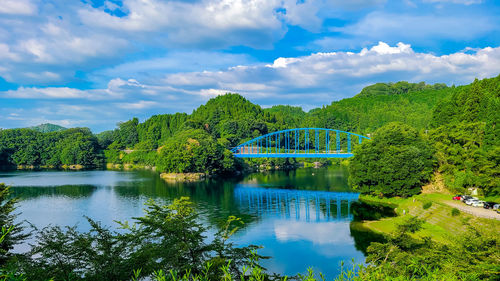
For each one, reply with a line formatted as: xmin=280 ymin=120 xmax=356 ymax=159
xmin=4 ymin=87 xmax=91 ymax=99
xmin=422 ymin=0 xmax=482 ymax=5
xmin=281 ymin=0 xmax=386 ymax=31
xmin=198 ymin=89 xmax=230 ymax=97
xmin=92 ymin=51 xmax=253 ymax=85
xmin=23 ymin=71 xmax=61 ymax=81
xmin=4 ymin=42 xmax=500 ymax=105
xmin=17 ymin=22 xmax=128 ymax=64
xmin=116 ymin=100 xmax=159 ymax=110
xmin=78 ymin=0 xmax=286 ymax=48
xmin=162 ymin=42 xmax=500 ymax=105
xmin=0 ymin=43 xmax=20 ymax=61
xmin=1 ymin=42 xmax=499 ymax=131
xmin=334 ymin=12 xmax=496 ymax=43
xmin=0 ymin=0 xmax=36 ymax=15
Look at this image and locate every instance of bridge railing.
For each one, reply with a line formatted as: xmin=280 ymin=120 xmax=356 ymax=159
xmin=231 ymin=128 xmax=370 ymax=158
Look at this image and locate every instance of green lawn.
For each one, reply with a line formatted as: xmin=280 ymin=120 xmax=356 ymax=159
xmin=359 ymin=192 xmax=500 ymax=243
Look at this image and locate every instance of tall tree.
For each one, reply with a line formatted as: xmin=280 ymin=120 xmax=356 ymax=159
xmin=349 ymin=122 xmax=435 ymax=197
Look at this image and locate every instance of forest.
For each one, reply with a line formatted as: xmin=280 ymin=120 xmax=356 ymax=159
xmin=0 ymin=75 xmax=498 ymax=196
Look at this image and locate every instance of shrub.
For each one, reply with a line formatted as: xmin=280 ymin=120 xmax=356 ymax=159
xmin=451 ymin=208 xmax=460 ymax=216
xmin=422 ymin=201 xmax=432 ymax=209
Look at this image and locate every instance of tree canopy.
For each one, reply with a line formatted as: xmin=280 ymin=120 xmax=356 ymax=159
xmin=430 ymin=75 xmax=500 ymax=195
xmin=348 ymin=122 xmax=435 ymax=197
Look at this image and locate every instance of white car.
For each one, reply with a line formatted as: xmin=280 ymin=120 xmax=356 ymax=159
xmin=471 ymin=201 xmax=485 ymax=207
xmin=465 ymin=199 xmax=479 ymax=205
xmin=493 ymin=204 xmax=500 ymax=210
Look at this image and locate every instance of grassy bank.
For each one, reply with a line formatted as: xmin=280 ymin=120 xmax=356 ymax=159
xmin=359 ymin=193 xmax=500 ymax=244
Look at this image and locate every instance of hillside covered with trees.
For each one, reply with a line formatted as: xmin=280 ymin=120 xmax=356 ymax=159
xmin=0 ymin=76 xmax=498 ymax=195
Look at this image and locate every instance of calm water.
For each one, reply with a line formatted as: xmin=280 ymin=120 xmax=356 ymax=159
xmin=0 ymin=167 xmax=368 ymax=278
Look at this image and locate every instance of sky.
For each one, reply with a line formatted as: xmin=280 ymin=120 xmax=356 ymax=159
xmin=0 ymin=0 xmax=499 ymax=132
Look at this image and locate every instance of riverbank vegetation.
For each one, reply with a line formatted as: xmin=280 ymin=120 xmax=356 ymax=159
xmin=0 ymin=128 xmax=102 ymax=170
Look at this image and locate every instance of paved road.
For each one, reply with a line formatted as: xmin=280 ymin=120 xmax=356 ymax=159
xmin=444 ymin=201 xmax=500 ymax=221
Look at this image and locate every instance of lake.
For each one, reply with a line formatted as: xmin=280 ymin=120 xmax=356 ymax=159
xmin=0 ymin=167 xmax=369 ymax=278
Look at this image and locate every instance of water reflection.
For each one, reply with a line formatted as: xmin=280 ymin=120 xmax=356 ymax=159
xmin=235 ymin=185 xmax=359 ymax=221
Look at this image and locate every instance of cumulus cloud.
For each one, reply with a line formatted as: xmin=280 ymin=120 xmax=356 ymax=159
xmin=422 ymin=0 xmax=482 ymax=5
xmin=0 ymin=0 xmax=369 ymax=85
xmin=0 ymin=0 xmax=36 ymax=15
xmin=2 ymin=42 xmax=499 ymax=131
xmin=281 ymin=0 xmax=386 ymax=31
xmin=334 ymin=12 xmax=496 ymax=43
xmin=78 ymin=0 xmax=286 ymax=48
xmin=158 ymin=42 xmax=500 ymax=108
xmin=77 ymin=0 xmax=386 ymax=47
xmin=8 ymin=42 xmax=500 ymax=104
xmin=0 ymin=3 xmax=130 ymax=85
xmin=116 ymin=100 xmax=159 ymax=109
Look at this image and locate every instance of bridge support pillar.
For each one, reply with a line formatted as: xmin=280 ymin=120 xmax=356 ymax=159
xmin=336 ymin=132 xmax=340 ymax=153
xmin=347 ymin=134 xmax=351 ymax=153
xmin=337 ymin=198 xmax=341 ymax=220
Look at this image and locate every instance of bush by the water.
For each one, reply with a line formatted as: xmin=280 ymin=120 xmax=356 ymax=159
xmin=348 ymin=122 xmax=435 ymax=197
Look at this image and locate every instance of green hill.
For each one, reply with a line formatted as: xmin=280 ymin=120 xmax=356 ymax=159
xmin=355 ymin=81 xmax=447 ymax=98
xmin=29 ymin=123 xmax=66 ymax=133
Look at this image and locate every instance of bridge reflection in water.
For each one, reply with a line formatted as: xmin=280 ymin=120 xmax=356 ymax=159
xmin=234 ymin=185 xmax=359 ymax=222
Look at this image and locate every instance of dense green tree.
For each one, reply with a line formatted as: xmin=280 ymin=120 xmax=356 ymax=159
xmin=112 ymin=118 xmax=139 ymax=149
xmin=156 ymin=129 xmax=235 ymax=175
xmin=137 ymin=113 xmax=188 ymax=148
xmin=356 ymin=81 xmax=447 ymax=98
xmin=0 ymin=184 xmax=28 ymax=266
xmin=0 ymin=128 xmax=102 ymax=168
xmin=349 ymin=122 xmax=435 ymax=197
xmin=304 ymin=84 xmax=452 ymax=134
xmin=430 ymin=75 xmax=499 ymax=195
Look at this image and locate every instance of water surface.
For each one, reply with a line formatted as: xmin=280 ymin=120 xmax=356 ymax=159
xmin=0 ymin=167 xmax=366 ymax=278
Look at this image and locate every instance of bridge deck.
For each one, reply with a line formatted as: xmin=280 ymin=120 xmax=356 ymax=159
xmin=234 ymin=153 xmax=354 ymax=158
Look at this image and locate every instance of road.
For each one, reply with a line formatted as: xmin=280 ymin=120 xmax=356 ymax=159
xmin=443 ymin=201 xmax=500 ymax=221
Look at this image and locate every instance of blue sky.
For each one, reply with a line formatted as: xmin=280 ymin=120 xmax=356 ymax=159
xmin=0 ymin=0 xmax=499 ymax=132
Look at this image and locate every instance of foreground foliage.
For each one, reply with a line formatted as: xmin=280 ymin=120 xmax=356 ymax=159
xmin=360 ymin=216 xmax=500 ymax=281
xmin=8 ymin=198 xmax=260 ymax=281
xmin=0 ymin=184 xmax=27 ymax=267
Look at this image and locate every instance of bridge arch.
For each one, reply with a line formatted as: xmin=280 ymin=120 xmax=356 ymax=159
xmin=231 ymin=128 xmax=370 ymax=158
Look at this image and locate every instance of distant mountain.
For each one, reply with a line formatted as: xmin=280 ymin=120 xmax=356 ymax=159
xmin=29 ymin=123 xmax=66 ymax=133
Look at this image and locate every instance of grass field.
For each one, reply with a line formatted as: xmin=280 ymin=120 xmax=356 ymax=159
xmin=359 ymin=193 xmax=500 ymax=243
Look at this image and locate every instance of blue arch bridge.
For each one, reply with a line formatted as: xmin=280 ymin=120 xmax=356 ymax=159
xmin=231 ymin=128 xmax=370 ymax=158
xmin=234 ymin=185 xmax=359 ymax=222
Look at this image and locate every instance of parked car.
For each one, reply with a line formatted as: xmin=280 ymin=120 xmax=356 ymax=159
xmin=483 ymin=202 xmax=497 ymax=209
xmin=471 ymin=201 xmax=485 ymax=207
xmin=493 ymin=204 xmax=500 ymax=210
xmin=462 ymin=195 xmax=473 ymax=202
xmin=465 ymin=199 xmax=479 ymax=205
xmin=453 ymin=195 xmax=462 ymax=200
